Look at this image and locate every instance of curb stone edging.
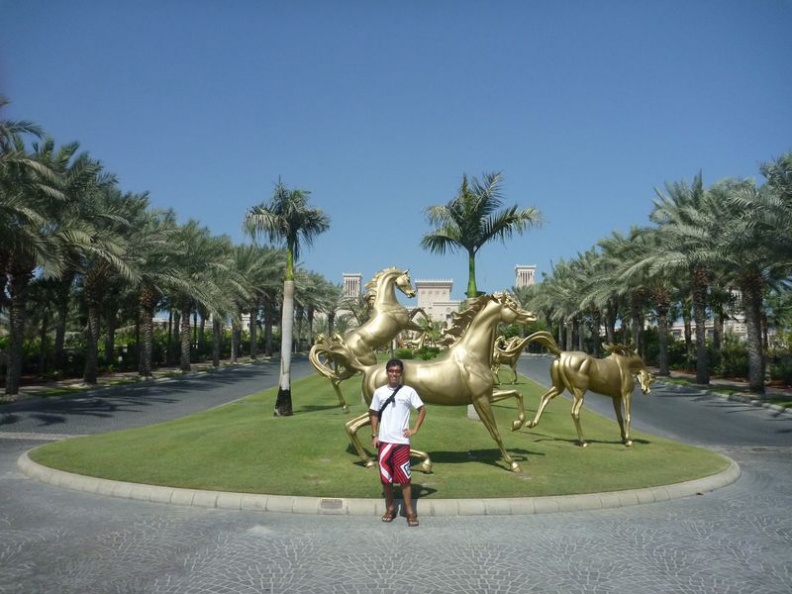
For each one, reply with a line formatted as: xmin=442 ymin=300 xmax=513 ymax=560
xmin=17 ymin=450 xmax=741 ymax=517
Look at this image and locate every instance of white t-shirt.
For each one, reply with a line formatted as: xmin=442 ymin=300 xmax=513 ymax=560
xmin=370 ymin=384 xmax=424 ymax=445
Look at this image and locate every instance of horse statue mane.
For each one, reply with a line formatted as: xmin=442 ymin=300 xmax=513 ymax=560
xmin=363 ymin=266 xmax=403 ymax=299
xmin=603 ymin=343 xmax=636 ymax=357
xmin=439 ymin=292 xmax=508 ymax=347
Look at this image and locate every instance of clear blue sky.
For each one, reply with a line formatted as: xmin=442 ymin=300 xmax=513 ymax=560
xmin=3 ymin=1 xmax=791 ymax=301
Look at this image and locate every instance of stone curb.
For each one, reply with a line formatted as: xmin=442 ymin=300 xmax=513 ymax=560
xmin=657 ymin=380 xmax=790 ymax=415
xmin=17 ymin=450 xmax=741 ymax=517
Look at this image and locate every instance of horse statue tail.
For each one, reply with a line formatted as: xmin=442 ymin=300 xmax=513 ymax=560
xmin=523 ymin=331 xmax=563 ymax=356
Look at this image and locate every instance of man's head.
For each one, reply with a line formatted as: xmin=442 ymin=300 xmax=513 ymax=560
xmin=385 ymin=358 xmax=404 ymax=386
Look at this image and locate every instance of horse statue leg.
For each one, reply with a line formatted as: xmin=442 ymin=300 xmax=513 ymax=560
xmin=525 ymin=383 xmax=563 ymax=429
xmin=330 ymin=377 xmax=351 ymax=413
xmin=492 ymin=362 xmax=502 ymax=385
xmin=569 ymin=388 xmax=589 ymax=447
xmin=345 ymin=413 xmax=376 ymax=467
xmin=509 ymin=362 xmax=518 ymax=384
xmin=472 ymin=393 xmax=521 ymax=472
xmin=612 ymin=388 xmax=634 ymax=446
xmin=491 ymin=389 xmax=526 ymax=431
xmin=411 ymin=449 xmax=433 ymax=474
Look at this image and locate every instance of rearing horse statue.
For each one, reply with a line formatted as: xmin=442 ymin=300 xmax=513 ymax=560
xmin=524 ymin=331 xmax=654 ymax=447
xmin=342 ymin=292 xmax=537 ymax=472
xmin=492 ymin=334 xmax=533 ymax=384
xmin=309 ymin=267 xmax=429 ymax=410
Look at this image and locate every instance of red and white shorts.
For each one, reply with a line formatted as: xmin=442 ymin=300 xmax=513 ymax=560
xmin=377 ymin=442 xmax=411 ymax=485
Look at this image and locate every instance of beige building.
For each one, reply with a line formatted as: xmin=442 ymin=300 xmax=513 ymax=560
xmin=341 ymin=273 xmax=363 ymax=299
xmin=514 ymin=264 xmax=536 ymax=288
xmin=414 ymin=279 xmax=462 ymax=325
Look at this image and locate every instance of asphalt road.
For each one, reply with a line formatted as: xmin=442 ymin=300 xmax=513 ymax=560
xmin=1 ymin=356 xmax=790 ymax=594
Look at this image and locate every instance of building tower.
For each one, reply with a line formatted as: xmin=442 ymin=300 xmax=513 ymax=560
xmin=514 ymin=265 xmax=536 ymax=289
xmin=342 ymin=273 xmax=362 ymax=298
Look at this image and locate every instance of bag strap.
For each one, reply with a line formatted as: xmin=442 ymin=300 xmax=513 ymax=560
xmin=377 ymin=385 xmax=403 ymax=419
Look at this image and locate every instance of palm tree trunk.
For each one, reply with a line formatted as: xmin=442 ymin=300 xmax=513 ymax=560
xmin=38 ymin=311 xmax=49 ymax=375
xmin=249 ymin=305 xmax=259 ymax=360
xmin=466 ymin=251 xmax=477 ymax=299
xmin=275 ymin=279 xmax=295 ymax=416
xmin=4 ymin=269 xmax=33 ymax=397
xmin=230 ymin=320 xmax=240 ymax=363
xmin=692 ymin=275 xmax=710 ymax=385
xmin=139 ymin=304 xmax=155 ymax=377
xmin=180 ymin=305 xmax=191 ymax=372
xmin=683 ymin=305 xmax=693 ymax=369
xmin=53 ymin=279 xmax=71 ymax=371
xmin=212 ymin=317 xmax=222 ymax=367
xmin=83 ymin=303 xmax=101 ymax=385
xmin=742 ymin=282 xmax=766 ymax=393
xmin=657 ymin=307 xmax=670 ymax=376
xmin=104 ymin=308 xmax=117 ymax=367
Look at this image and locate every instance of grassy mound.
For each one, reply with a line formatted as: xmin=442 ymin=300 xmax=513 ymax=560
xmin=30 ymin=373 xmax=730 ymax=499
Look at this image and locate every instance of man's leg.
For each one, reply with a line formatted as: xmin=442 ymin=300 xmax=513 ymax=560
xmin=401 ymin=483 xmax=414 ymax=517
xmin=383 ymin=482 xmax=395 ymax=513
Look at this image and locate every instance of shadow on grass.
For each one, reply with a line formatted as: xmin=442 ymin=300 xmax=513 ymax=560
xmin=427 ymin=447 xmax=538 ymax=468
xmin=530 ymin=434 xmax=652 ymax=447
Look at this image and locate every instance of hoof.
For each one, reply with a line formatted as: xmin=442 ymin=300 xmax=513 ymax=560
xmin=526 ymin=421 xmax=537 ymax=429
xmin=364 ymin=459 xmax=376 ymax=468
xmin=509 ymin=461 xmax=522 ymax=472
xmin=511 ymin=420 xmax=524 ymax=431
xmin=417 ymin=461 xmax=433 ymax=474
xmin=624 ymin=439 xmax=633 ymax=447
xmin=579 ymin=441 xmax=589 ymax=448
xmin=341 ymin=405 xmax=350 ymax=414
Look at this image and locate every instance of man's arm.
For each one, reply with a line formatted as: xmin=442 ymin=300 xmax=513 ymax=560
xmin=369 ymin=410 xmax=379 ymax=444
xmin=403 ymin=405 xmax=425 ymax=438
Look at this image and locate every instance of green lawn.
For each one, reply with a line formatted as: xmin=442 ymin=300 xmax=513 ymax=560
xmin=30 ymin=373 xmax=730 ymax=499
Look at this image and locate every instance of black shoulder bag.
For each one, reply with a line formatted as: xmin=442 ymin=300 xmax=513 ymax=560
xmin=376 ymin=385 xmax=403 ymax=420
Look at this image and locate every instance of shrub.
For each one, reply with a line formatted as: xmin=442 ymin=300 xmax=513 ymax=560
xmin=393 ymin=348 xmax=414 ymax=360
xmin=714 ymin=334 xmax=748 ymax=379
xmin=769 ymin=354 xmax=792 ymax=385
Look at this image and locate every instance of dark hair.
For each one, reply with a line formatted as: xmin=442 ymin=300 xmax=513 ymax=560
xmin=385 ymin=358 xmax=404 ymax=371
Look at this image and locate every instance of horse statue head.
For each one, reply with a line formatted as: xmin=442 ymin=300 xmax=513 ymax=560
xmin=365 ymin=267 xmax=416 ymax=303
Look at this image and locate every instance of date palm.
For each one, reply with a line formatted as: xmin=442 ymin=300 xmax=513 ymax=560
xmin=169 ymin=222 xmax=246 ymax=373
xmin=645 ymin=172 xmax=721 ymax=384
xmin=421 ymin=171 xmax=541 ymax=299
xmin=245 ymin=180 xmax=330 ymax=416
xmin=1 ymin=131 xmax=69 ymax=395
xmin=78 ymin=185 xmax=142 ymax=384
xmin=717 ymin=154 xmax=792 ymax=392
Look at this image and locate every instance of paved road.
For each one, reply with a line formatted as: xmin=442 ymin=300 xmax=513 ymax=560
xmin=1 ymin=356 xmax=791 ymax=593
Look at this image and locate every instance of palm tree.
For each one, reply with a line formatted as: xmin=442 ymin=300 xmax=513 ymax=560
xmin=1 ymin=134 xmax=68 ymax=395
xmin=232 ymin=243 xmax=285 ymax=361
xmin=78 ymin=185 xmax=142 ymax=384
xmin=129 ymin=209 xmax=185 ymax=377
xmin=716 ymin=156 xmax=792 ymax=392
xmin=169 ymin=222 xmax=246 ymax=373
xmin=421 ymin=171 xmax=541 ymax=299
xmin=645 ymin=172 xmax=722 ymax=384
xmin=244 ymin=180 xmax=330 ymax=416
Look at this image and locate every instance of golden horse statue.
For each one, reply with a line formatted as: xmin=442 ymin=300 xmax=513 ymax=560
xmin=492 ymin=334 xmax=533 ymax=384
xmin=524 ymin=331 xmax=654 ymax=447
xmin=343 ymin=292 xmax=537 ymax=472
xmin=309 ymin=267 xmax=429 ymax=410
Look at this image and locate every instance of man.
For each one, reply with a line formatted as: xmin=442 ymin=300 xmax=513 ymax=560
xmin=369 ymin=358 xmax=426 ymax=527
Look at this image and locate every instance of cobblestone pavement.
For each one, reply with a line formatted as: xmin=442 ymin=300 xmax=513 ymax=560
xmin=1 ymin=358 xmax=791 ymax=593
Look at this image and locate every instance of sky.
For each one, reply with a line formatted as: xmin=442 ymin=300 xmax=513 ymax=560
xmin=2 ymin=1 xmax=791 ymax=302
